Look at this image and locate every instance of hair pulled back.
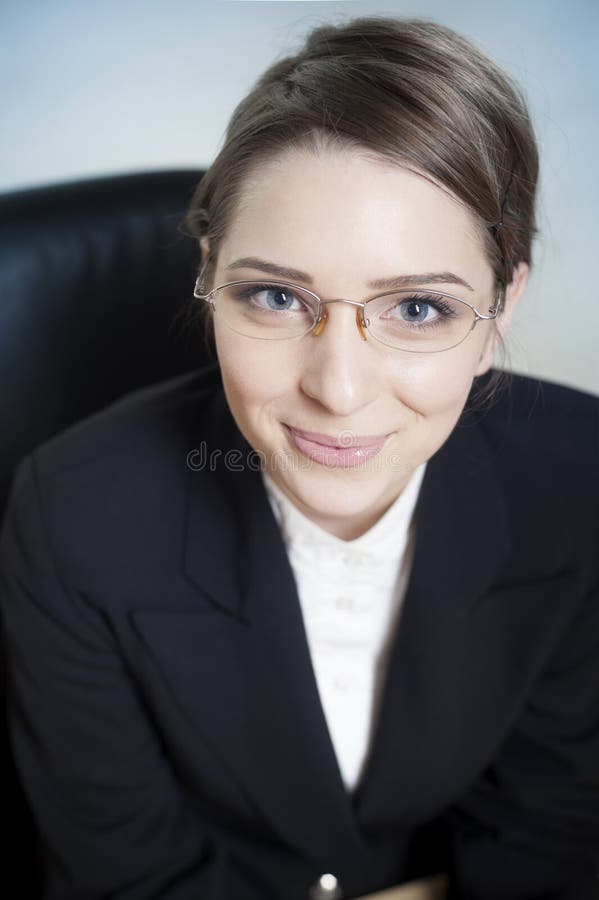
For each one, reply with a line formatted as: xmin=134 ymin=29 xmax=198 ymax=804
xmin=183 ymin=17 xmax=539 ymax=404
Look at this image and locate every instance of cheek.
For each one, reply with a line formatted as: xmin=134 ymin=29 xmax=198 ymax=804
xmin=214 ymin=327 xmax=295 ymax=416
xmin=387 ymin=347 xmax=483 ymax=418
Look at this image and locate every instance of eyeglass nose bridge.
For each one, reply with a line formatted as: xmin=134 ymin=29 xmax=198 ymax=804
xmin=313 ymin=298 xmax=369 ymax=341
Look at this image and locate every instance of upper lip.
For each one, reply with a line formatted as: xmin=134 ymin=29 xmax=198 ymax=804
xmin=287 ymin=425 xmax=391 ymax=448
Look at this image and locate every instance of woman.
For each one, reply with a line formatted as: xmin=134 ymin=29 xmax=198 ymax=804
xmin=1 ymin=16 xmax=598 ymax=900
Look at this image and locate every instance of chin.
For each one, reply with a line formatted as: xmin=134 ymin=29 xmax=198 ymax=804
xmin=276 ymin=468 xmax=397 ymax=517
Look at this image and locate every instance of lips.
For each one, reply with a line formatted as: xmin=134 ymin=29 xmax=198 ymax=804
xmin=285 ymin=425 xmax=392 ymax=469
xmin=287 ymin=426 xmax=390 ymax=449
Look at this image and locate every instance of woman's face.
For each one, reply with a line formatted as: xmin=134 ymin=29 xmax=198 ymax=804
xmin=207 ymin=148 xmax=525 ymax=539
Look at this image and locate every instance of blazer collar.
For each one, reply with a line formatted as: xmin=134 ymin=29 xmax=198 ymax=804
xmin=183 ymin=385 xmax=512 ymax=623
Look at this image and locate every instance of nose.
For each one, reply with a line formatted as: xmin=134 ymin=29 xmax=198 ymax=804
xmin=299 ymin=300 xmax=380 ymax=417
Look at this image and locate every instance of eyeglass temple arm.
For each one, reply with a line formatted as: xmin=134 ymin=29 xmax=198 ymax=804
xmin=475 ymin=289 xmax=504 ymax=319
xmin=194 ymin=259 xmax=213 ymax=300
xmin=193 ymin=277 xmax=211 ymax=300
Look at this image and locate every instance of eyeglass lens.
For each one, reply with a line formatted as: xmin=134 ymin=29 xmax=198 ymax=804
xmin=210 ymin=281 xmax=478 ymax=352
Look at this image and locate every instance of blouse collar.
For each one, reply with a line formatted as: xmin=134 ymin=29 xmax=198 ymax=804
xmin=261 ymin=463 xmax=427 ymax=563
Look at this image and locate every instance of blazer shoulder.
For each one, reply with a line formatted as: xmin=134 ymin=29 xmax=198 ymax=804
xmin=474 ymin=371 xmax=599 ymax=467
xmin=3 ymin=364 xmax=224 ymax=585
xmin=507 ymin=371 xmax=598 ymax=417
xmin=31 ymin=363 xmax=223 ymax=482
xmin=471 ymin=372 xmax=599 ymax=554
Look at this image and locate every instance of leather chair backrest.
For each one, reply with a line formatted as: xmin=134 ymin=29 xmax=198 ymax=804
xmin=0 ymin=169 xmax=207 ymax=514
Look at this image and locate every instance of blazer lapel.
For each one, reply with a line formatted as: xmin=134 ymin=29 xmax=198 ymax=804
xmin=180 ymin=388 xmax=367 ymax=869
xmin=353 ymin=411 xmax=513 ymax=826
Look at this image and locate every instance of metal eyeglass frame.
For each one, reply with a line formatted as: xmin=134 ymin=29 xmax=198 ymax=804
xmin=193 ymin=268 xmax=505 ymax=354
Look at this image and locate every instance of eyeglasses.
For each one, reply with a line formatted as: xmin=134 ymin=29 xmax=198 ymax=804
xmin=193 ymin=276 xmax=503 ymax=353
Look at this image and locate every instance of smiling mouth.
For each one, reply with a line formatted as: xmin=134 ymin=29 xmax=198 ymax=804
xmin=286 ymin=425 xmax=391 ymax=449
xmin=284 ymin=425 xmax=392 ymax=468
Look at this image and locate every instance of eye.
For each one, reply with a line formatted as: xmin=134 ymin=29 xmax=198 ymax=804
xmin=380 ymin=293 xmax=458 ymax=326
xmin=248 ymin=285 xmax=306 ymax=312
xmin=393 ymin=298 xmax=439 ymax=324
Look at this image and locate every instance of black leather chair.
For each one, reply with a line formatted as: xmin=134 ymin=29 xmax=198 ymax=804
xmin=0 ymin=169 xmax=208 ymax=894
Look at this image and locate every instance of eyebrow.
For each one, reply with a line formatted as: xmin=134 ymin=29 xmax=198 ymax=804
xmin=224 ymin=256 xmax=474 ymax=292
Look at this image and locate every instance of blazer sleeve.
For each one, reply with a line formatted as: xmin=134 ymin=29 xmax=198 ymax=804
xmin=0 ymin=454 xmax=258 ymax=900
xmin=445 ymin=577 xmax=599 ymax=900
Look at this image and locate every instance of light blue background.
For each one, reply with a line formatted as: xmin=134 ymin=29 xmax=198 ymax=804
xmin=2 ymin=0 xmax=597 ymax=393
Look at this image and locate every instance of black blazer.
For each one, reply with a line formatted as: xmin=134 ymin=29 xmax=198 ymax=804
xmin=1 ymin=363 xmax=598 ymax=900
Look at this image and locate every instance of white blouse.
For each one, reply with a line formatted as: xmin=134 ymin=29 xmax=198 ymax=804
xmin=261 ymin=464 xmax=427 ymax=791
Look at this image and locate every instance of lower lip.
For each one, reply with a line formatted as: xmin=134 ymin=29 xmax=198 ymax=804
xmin=286 ymin=427 xmax=390 ymax=469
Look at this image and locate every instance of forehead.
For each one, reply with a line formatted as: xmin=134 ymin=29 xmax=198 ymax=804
xmin=220 ymin=148 xmax=492 ymax=291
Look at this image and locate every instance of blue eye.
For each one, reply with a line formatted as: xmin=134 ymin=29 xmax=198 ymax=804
xmin=261 ymin=288 xmax=299 ymax=311
xmin=399 ymin=299 xmax=436 ymax=324
xmin=380 ymin=294 xmax=458 ymax=327
xmin=230 ymin=283 xmax=307 ymax=313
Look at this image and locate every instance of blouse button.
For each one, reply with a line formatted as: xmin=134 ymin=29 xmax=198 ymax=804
xmin=335 ymin=596 xmax=354 ymax=611
xmin=308 ymin=873 xmax=343 ymax=899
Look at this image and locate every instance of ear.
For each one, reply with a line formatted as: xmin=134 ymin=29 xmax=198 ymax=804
xmin=475 ymin=261 xmax=529 ymax=376
xmin=200 ymin=236 xmax=210 ymax=262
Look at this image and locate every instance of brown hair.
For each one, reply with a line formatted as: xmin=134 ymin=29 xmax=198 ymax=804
xmin=182 ymin=16 xmax=539 ymax=402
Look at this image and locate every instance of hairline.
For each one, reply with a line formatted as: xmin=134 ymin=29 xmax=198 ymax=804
xmin=212 ymin=134 xmax=493 ymax=283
